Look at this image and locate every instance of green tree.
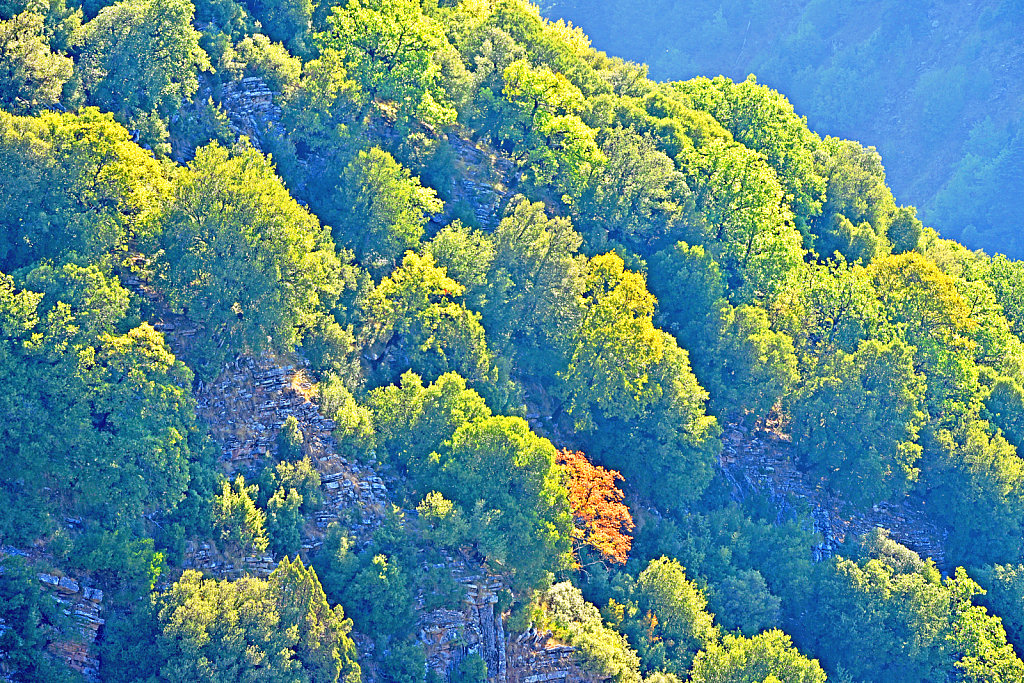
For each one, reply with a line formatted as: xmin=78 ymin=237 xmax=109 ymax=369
xmin=706 ymin=304 xmax=799 ymax=421
xmin=435 ymin=415 xmax=574 ymax=590
xmin=648 ymin=239 xmax=728 ymax=361
xmin=707 ymin=569 xmax=782 ymax=637
xmin=277 ymin=415 xmax=304 ymax=461
xmin=583 ymin=332 xmax=722 ymax=511
xmin=984 ymin=375 xmax=1024 ymax=450
xmin=367 ymin=371 xmax=490 ymax=481
xmin=559 ymin=252 xmax=663 ymax=431
xmin=266 ymin=487 xmax=304 ymax=557
xmin=77 ymin=0 xmax=209 ymax=150
xmin=628 ymin=557 xmax=718 ymax=675
xmin=811 ymin=137 xmax=896 ymax=262
xmin=574 ymin=128 xmax=690 ymax=254
xmin=320 ymin=0 xmax=451 ymax=121
xmin=675 ymin=74 xmax=825 ymax=231
xmin=364 ymin=252 xmax=501 ymax=398
xmin=483 ymin=196 xmax=585 ymax=366
xmin=889 ymin=205 xmax=924 ymax=254
xmin=948 ymin=568 xmax=1024 ymax=683
xmin=346 ymin=553 xmax=414 ymax=638
xmin=921 ymin=422 xmax=1024 ymax=566
xmin=681 ymin=137 xmax=804 ymax=302
xmin=214 ymin=475 xmax=269 ymax=557
xmin=792 ymin=338 xmax=926 ymax=506
xmin=802 ymin=556 xmax=952 ymax=683
xmin=155 ymin=142 xmax=345 ymax=375
xmin=774 ymin=258 xmax=883 ymax=371
xmin=282 ymin=48 xmax=361 ymax=152
xmin=971 ymin=563 xmax=1024 ymax=651
xmin=0 ymin=109 xmax=169 ymax=271
xmin=270 ymin=456 xmax=323 ymax=514
xmin=245 ymin=0 xmax=311 ymax=56
xmin=869 ymin=252 xmax=980 ymax=420
xmin=494 ymin=58 xmax=585 ymax=158
xmin=0 ymin=267 xmax=212 ymax=548
xmin=326 ymin=147 xmax=443 ymax=278
xmin=155 ymin=561 xmax=359 ymax=683
xmin=690 ymin=629 xmax=826 ymax=683
xmin=0 ymin=11 xmax=73 ymax=114
xmin=542 ymin=582 xmax=641 ymax=683
xmin=425 ymin=221 xmax=496 ymax=311
xmin=269 ymin=557 xmax=362 ymax=683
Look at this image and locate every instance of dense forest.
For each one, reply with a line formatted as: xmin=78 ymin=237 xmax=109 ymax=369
xmin=3 ymin=1 xmax=1024 ymax=682
xmin=541 ymin=0 xmax=1024 ymax=259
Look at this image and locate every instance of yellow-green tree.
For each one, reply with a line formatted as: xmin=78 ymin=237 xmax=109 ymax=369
xmin=155 ymin=142 xmax=345 ymax=375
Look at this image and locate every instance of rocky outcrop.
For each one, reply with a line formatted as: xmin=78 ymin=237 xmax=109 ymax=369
xmin=36 ymin=573 xmax=104 ymax=681
xmin=415 ymin=553 xmax=603 ymax=683
xmin=442 ymin=134 xmax=516 ymax=231
xmin=187 ymin=355 xmax=389 ymax=576
xmin=0 ymin=552 xmax=105 ymax=683
xmin=719 ymin=421 xmax=948 ymax=567
xmin=220 ymin=77 xmax=287 ymax=152
xmin=418 ymin=555 xmax=507 ymax=683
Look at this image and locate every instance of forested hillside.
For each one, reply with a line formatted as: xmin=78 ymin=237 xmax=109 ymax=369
xmin=542 ymin=0 xmax=1024 ymax=259
xmin=3 ymin=1 xmax=1024 ymax=682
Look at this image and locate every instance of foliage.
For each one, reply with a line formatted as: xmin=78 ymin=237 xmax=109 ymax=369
xmin=690 ymin=629 xmax=826 ymax=683
xmin=6 ymin=4 xmax=1024 ymax=682
xmin=680 ymin=137 xmax=803 ymax=302
xmin=368 ymin=370 xmax=490 ymax=478
xmin=482 ymin=195 xmax=584 ymax=364
xmin=0 ymin=11 xmax=73 ymax=114
xmin=675 ymin=75 xmax=824 ymax=229
xmin=542 ymin=582 xmax=641 ymax=683
xmin=327 ymin=147 xmax=443 ymax=278
xmin=0 ymin=109 xmax=169 ymax=271
xmin=77 ymin=0 xmax=209 ymax=150
xmin=971 ymin=564 xmax=1024 ymax=652
xmin=277 ymin=415 xmax=304 ymax=461
xmin=920 ymin=423 xmax=1024 ymax=567
xmin=213 ymin=475 xmax=268 ymax=557
xmin=792 ymin=338 xmax=926 ymax=506
xmin=573 ymin=128 xmax=689 ymax=253
xmin=706 ymin=568 xmax=781 ymax=637
xmin=320 ymin=0 xmax=452 ymax=122
xmin=435 ymin=415 xmax=574 ymax=590
xmin=557 ymin=449 xmax=634 ymax=565
xmin=559 ymin=252 xmax=663 ymax=431
xmin=155 ymin=559 xmax=360 ymax=683
xmin=230 ymin=33 xmax=302 ymax=93
xmin=810 ymin=137 xmax=895 ymax=262
xmin=155 ymin=142 xmax=345 ymax=375
xmin=0 ymin=557 xmax=76 ymax=683
xmin=266 ymin=486 xmax=304 ymax=557
xmin=364 ymin=253 xmax=504 ymax=400
xmin=621 ymin=557 xmax=718 ymax=676
xmin=0 ymin=266 xmax=211 ymax=550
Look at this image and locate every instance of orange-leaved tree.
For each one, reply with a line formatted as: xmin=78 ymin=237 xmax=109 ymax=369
xmin=557 ymin=449 xmax=634 ymax=565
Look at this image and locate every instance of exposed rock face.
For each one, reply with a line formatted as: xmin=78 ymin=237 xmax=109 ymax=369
xmin=415 ymin=553 xmax=604 ymax=683
xmin=0 ymin=551 xmax=105 ymax=683
xmin=417 ymin=555 xmax=507 ymax=683
xmin=37 ymin=573 xmax=104 ymax=681
xmin=188 ymin=355 xmax=390 ymax=577
xmin=442 ymin=134 xmax=515 ymax=231
xmin=220 ymin=77 xmax=287 ymax=152
xmin=719 ymin=421 xmax=948 ymax=567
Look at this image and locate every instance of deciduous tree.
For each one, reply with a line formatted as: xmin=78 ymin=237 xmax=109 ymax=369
xmin=557 ymin=449 xmax=633 ymax=565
